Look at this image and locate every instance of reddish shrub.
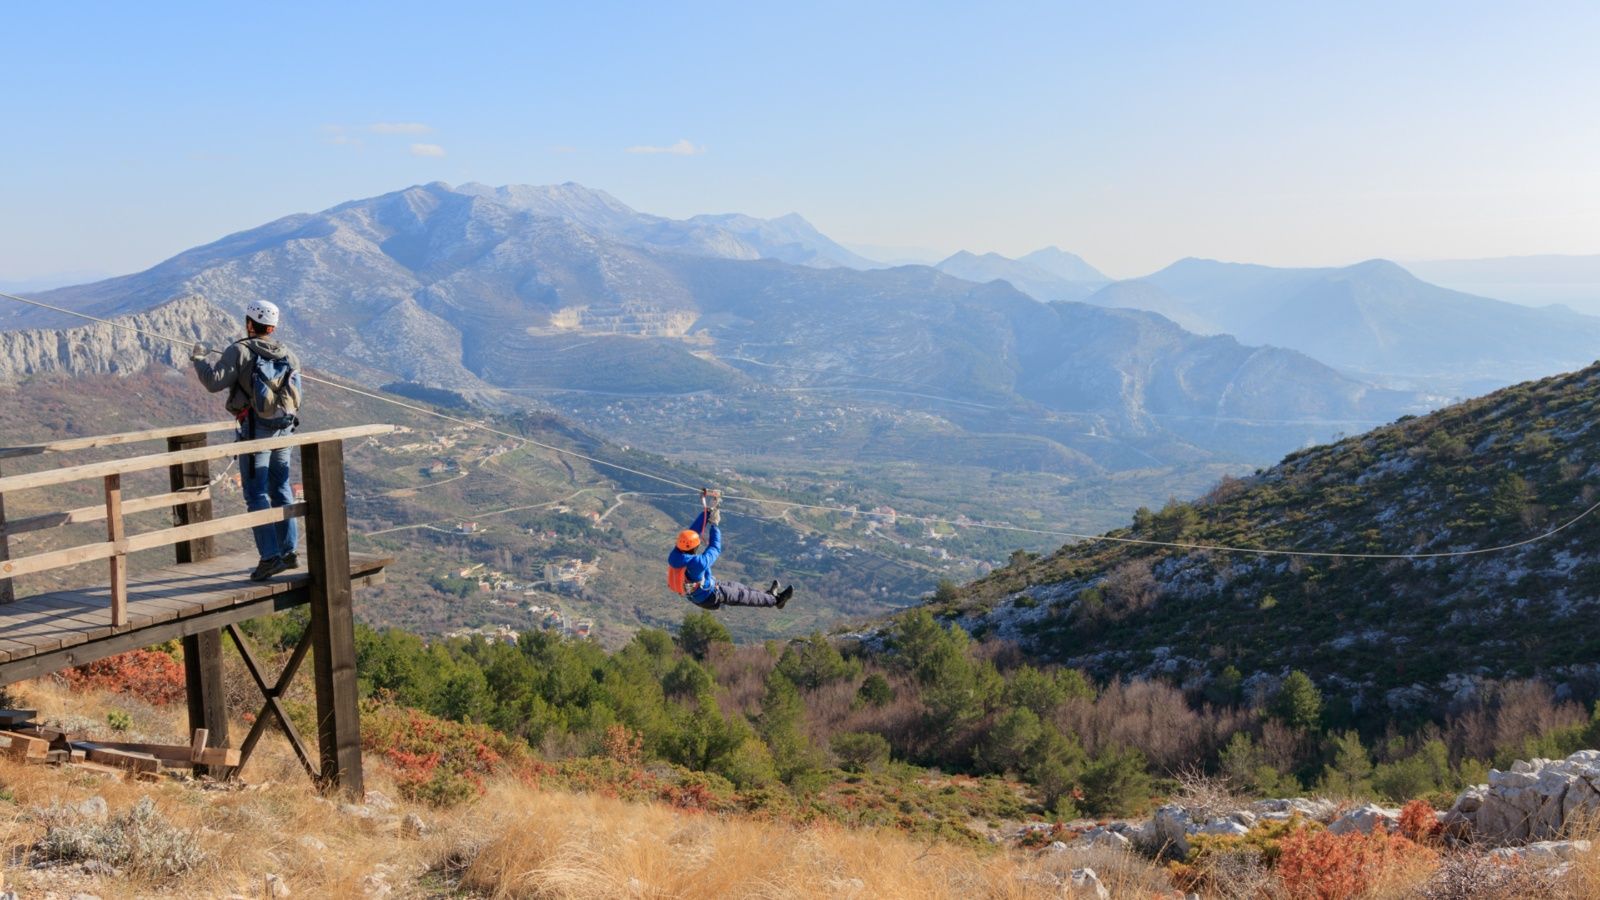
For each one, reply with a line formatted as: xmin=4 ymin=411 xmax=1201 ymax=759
xmin=1275 ymin=825 xmax=1437 ymax=900
xmin=602 ymin=724 xmax=644 ymax=767
xmin=62 ymin=649 xmax=186 ymax=705
xmin=1398 ymin=799 xmax=1442 ymax=843
xmin=362 ymin=702 xmax=533 ymax=806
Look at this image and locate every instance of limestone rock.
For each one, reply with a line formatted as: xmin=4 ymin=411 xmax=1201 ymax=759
xmin=1251 ymin=797 xmax=1338 ymax=822
xmin=1066 ymin=867 xmax=1110 ymax=900
xmin=1151 ymin=804 xmax=1193 ymax=855
xmin=1486 ymin=839 xmax=1592 ymax=867
xmin=402 ymin=812 xmax=428 ymax=838
xmin=1452 ymin=750 xmax=1600 ymax=843
xmin=1197 ymin=818 xmax=1251 ymax=837
xmin=1080 ymin=827 xmax=1131 ymax=851
xmin=265 ymin=874 xmax=290 ymax=898
xmin=1327 ymin=804 xmax=1400 ymax=835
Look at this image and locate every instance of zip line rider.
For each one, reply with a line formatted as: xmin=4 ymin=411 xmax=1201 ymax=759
xmin=668 ymin=491 xmax=794 ymax=610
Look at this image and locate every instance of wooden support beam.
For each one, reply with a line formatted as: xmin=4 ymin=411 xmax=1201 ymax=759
xmin=168 ymin=433 xmax=216 ymax=564
xmin=0 ymin=424 xmax=392 ymax=494
xmin=0 ymin=458 xmax=12 ymax=604
xmin=0 ymin=709 xmax=36 ymax=726
xmin=0 ymin=421 xmax=238 ymax=459
xmin=183 ymin=630 xmax=229 ymax=775
xmin=104 ymin=474 xmax=126 ymax=627
xmin=226 ymin=623 xmax=317 ymax=781
xmin=304 ymin=440 xmax=364 ymax=798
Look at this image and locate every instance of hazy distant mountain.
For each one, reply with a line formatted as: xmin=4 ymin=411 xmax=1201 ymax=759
xmin=684 ymin=213 xmax=880 ymax=269
xmin=1402 ymin=255 xmax=1600 ymax=316
xmin=935 ymin=247 xmax=1109 ymax=302
xmin=0 ymin=183 xmax=1433 ymax=465
xmin=451 ymin=182 xmax=878 ymax=270
xmin=1095 ymin=258 xmax=1600 ymax=394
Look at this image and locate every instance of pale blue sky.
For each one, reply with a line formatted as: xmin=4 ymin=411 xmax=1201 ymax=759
xmin=2 ymin=1 xmax=1597 ymax=281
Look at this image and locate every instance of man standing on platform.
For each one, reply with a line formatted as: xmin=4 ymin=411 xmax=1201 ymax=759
xmin=190 ymin=300 xmax=304 ymax=581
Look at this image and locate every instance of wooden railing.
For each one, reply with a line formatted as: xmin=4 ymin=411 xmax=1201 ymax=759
xmin=0 ymin=423 xmax=393 ymax=624
xmin=0 ymin=422 xmax=239 ymax=604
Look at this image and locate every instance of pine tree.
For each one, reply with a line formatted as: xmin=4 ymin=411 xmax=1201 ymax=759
xmin=1272 ymin=670 xmax=1324 ymax=731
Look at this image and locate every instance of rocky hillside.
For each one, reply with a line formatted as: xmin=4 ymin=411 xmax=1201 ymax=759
xmin=939 ymin=360 xmax=1600 ymax=722
xmin=0 ymin=295 xmax=235 ymax=382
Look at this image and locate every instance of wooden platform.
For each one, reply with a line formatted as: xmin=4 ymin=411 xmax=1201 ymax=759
xmin=0 ymin=550 xmax=389 ymax=686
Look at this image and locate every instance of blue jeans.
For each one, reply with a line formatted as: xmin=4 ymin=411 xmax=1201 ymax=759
xmin=238 ymin=419 xmax=298 ymax=561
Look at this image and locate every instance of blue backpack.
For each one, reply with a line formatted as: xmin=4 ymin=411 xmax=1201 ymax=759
xmin=241 ymin=343 xmax=302 ymax=423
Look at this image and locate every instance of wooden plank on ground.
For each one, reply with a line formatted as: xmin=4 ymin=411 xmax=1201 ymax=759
xmin=1 ymin=732 xmax=49 ymax=760
xmin=76 ymin=743 xmax=160 ymax=774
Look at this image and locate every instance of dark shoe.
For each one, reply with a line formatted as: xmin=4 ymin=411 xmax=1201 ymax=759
xmin=767 ymin=580 xmax=779 ymax=595
xmin=775 ymin=586 xmax=794 ymax=609
xmin=250 ymin=557 xmax=289 ymax=582
xmin=280 ymin=551 xmax=300 ymax=569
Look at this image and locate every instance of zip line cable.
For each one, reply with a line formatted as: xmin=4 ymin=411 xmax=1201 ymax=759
xmin=4 ymin=288 xmax=1598 ymax=562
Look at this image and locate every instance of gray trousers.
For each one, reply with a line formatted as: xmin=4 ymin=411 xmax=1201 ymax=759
xmin=694 ymin=581 xmax=778 ymax=610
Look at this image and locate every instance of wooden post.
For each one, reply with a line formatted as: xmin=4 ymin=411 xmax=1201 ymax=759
xmin=0 ymin=458 xmax=12 ymax=604
xmin=302 ymin=439 xmax=363 ymax=797
xmin=167 ymin=433 xmax=216 ymax=564
xmin=104 ymin=474 xmax=126 ymax=626
xmin=170 ymin=433 xmax=229 ymax=770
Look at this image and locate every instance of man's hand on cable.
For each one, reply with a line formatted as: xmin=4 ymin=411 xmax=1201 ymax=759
xmin=708 ymin=507 xmax=721 ymax=526
xmin=190 ymin=342 xmax=209 ymax=361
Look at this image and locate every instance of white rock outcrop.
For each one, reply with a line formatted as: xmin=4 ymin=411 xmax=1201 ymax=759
xmin=1066 ymin=867 xmax=1110 ymax=900
xmin=1327 ymin=803 xmax=1401 ymax=835
xmin=1446 ymin=750 xmax=1600 ymax=843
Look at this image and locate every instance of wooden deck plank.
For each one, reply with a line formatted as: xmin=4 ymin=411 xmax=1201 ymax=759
xmin=0 ymin=550 xmax=390 ymax=682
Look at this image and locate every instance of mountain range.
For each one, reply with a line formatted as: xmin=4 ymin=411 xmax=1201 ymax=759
xmin=1402 ymin=254 xmax=1600 ymax=316
xmin=1085 ymin=258 xmax=1600 ymax=394
xmin=0 ymin=182 xmax=1435 ymax=470
xmin=934 ymin=247 xmax=1109 ymax=302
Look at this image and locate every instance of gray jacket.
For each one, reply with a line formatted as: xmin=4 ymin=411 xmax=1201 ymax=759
xmin=193 ymin=337 xmax=301 ymax=417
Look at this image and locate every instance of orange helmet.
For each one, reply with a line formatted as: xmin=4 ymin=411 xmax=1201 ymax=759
xmin=676 ymin=529 xmax=701 ymax=552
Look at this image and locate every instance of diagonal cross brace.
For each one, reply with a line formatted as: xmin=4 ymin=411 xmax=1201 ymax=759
xmin=225 ymin=622 xmax=317 ymax=782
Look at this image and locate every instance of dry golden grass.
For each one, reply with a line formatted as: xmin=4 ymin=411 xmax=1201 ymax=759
xmin=1 ymin=678 xmax=1179 ymax=899
xmin=440 ymin=782 xmax=1175 ymax=899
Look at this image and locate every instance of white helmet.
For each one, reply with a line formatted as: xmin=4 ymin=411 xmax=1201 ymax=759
xmin=245 ymin=300 xmax=280 ymax=328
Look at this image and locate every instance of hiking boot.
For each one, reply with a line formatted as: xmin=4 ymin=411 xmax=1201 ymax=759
xmin=280 ymin=551 xmax=300 ymax=569
xmin=249 ymin=556 xmax=289 ymax=582
xmin=775 ymin=586 xmax=794 ymax=609
xmin=767 ymin=580 xmax=779 ymax=595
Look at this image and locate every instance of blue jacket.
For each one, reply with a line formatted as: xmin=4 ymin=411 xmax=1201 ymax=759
xmin=667 ymin=511 xmax=721 ymax=604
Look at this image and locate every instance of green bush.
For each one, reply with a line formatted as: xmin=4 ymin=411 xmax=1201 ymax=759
xmin=831 ymin=732 xmax=892 ymax=773
xmin=678 ymin=610 xmax=732 ymax=660
xmin=856 ymin=673 xmax=895 ymax=707
xmin=1080 ymin=745 xmax=1153 ymax=816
